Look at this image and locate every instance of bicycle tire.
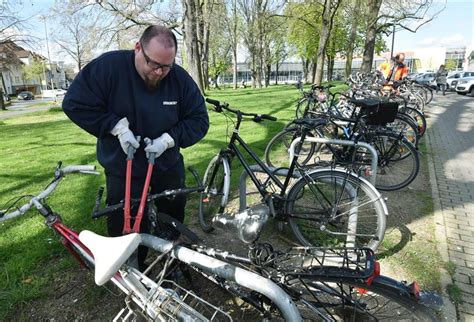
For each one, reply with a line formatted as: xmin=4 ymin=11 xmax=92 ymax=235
xmin=368 ymin=132 xmax=420 ymax=191
xmin=199 ymin=154 xmax=231 ymax=233
xmin=295 ymin=97 xmax=311 ymax=119
xmin=402 ymin=106 xmax=427 ymax=137
xmin=285 ymin=276 xmax=438 ymax=321
xmin=390 ymin=112 xmax=420 ymax=149
xmin=285 ymin=168 xmax=387 ymax=251
xmin=264 ymin=127 xmax=317 ymax=169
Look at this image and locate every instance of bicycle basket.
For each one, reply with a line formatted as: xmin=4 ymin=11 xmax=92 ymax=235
xmin=351 ymin=98 xmax=399 ymax=125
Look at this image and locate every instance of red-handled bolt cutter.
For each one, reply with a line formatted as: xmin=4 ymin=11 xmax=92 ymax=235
xmin=122 ymin=137 xmax=156 ymax=234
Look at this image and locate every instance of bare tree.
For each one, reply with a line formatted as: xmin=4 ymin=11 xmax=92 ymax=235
xmin=360 ymin=0 xmax=444 ymax=72
xmin=0 ymin=0 xmax=35 ymax=45
xmin=52 ymin=8 xmax=99 ymax=71
xmin=238 ymin=0 xmax=282 ymax=88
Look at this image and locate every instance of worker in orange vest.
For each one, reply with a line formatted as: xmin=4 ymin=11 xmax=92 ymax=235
xmin=387 ymin=53 xmax=409 ymax=84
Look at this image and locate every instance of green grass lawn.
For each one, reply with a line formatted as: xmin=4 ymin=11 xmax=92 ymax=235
xmin=0 ymin=85 xmax=300 ymax=318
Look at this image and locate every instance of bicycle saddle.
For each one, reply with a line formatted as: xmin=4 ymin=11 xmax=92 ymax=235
xmin=79 ymin=230 xmax=141 ymax=286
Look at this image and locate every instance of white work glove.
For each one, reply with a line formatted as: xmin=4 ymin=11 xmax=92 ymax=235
xmin=144 ymin=133 xmax=175 ymax=160
xmin=110 ymin=117 xmax=140 ymax=155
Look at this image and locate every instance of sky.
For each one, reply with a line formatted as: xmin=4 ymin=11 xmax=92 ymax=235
xmin=15 ymin=0 xmax=474 ymax=65
xmin=388 ymin=0 xmax=474 ymax=53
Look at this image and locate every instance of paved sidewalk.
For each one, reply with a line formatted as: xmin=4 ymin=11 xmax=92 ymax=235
xmin=427 ymin=92 xmax=474 ymax=321
xmin=0 ymin=105 xmax=52 ymax=120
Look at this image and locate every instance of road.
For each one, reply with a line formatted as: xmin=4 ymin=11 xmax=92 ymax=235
xmin=0 ymin=97 xmax=61 ymax=120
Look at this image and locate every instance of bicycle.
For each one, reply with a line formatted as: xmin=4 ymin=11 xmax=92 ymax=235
xmin=0 ymin=162 xmax=302 ymax=321
xmin=199 ymin=98 xmax=388 ymax=251
xmin=265 ymin=98 xmax=421 ymax=191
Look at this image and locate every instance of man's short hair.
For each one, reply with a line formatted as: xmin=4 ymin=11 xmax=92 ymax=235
xmin=139 ymin=25 xmax=177 ymax=52
xmin=395 ymin=52 xmax=405 ymax=61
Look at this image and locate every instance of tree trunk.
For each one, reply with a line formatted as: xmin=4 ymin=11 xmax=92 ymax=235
xmin=275 ymin=62 xmax=279 ymax=85
xmin=251 ymin=53 xmax=257 ymax=88
xmin=305 ymin=59 xmax=310 ymax=83
xmin=327 ymin=55 xmax=334 ymax=81
xmin=302 ymin=57 xmax=308 ymax=83
xmin=360 ymin=0 xmax=383 ymax=73
xmin=314 ymin=0 xmax=341 ymax=85
xmin=311 ymin=60 xmax=317 ymax=84
xmin=345 ymin=0 xmax=361 ymax=78
xmin=232 ymin=0 xmax=238 ymax=90
xmin=265 ymin=63 xmax=271 ymax=87
xmin=195 ymin=0 xmax=207 ymax=90
xmin=183 ymin=0 xmax=205 ymax=94
xmin=232 ymin=46 xmax=238 ymax=90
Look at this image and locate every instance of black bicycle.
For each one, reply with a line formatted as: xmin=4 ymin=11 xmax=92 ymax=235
xmin=199 ymin=98 xmax=387 ymax=251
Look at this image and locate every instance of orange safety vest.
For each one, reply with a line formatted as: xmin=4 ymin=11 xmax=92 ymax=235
xmin=388 ymin=64 xmax=409 ymax=81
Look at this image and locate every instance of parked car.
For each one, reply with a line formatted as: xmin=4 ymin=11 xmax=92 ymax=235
xmin=455 ymin=77 xmax=474 ymax=96
xmin=17 ymin=91 xmax=35 ymax=100
xmin=54 ymin=89 xmax=67 ymax=96
xmin=447 ymin=71 xmax=474 ymax=90
xmin=414 ymin=73 xmax=437 ymax=88
xmin=3 ymin=93 xmax=11 ymax=102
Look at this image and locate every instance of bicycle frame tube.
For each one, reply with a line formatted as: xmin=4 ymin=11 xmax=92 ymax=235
xmin=227 ymin=121 xmax=287 ymax=194
xmin=231 ymin=140 xmax=286 ymax=193
xmin=48 ymin=216 xmax=94 ymax=267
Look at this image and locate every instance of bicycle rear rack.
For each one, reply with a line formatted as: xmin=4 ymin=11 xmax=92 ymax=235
xmin=270 ymin=247 xmax=376 ymax=280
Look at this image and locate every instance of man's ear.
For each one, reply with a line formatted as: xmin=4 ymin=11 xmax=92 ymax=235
xmin=134 ymin=42 xmax=140 ymax=54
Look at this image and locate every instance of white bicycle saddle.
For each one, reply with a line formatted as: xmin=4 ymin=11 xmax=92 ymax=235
xmin=78 ymin=230 xmax=141 ymax=286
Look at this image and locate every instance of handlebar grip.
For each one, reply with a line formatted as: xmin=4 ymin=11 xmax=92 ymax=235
xmin=205 ymin=98 xmax=220 ymax=107
xmin=62 ymin=165 xmax=96 ymax=174
xmin=261 ymin=114 xmax=277 ymax=121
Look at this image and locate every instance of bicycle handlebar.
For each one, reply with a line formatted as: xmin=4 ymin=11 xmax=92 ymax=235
xmin=205 ymin=98 xmax=277 ymax=122
xmin=0 ymin=164 xmax=99 ymax=222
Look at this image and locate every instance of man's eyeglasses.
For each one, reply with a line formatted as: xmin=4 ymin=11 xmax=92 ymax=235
xmin=140 ymin=42 xmax=174 ymax=72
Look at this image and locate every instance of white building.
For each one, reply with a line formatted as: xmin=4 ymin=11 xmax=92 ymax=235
xmin=0 ymin=41 xmax=66 ymax=95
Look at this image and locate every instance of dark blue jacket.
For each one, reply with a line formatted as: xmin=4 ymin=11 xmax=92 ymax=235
xmin=62 ymin=50 xmax=208 ymax=177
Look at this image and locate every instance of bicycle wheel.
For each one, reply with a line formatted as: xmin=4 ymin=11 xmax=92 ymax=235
xmin=389 ymin=113 xmax=420 ymax=149
xmin=403 ymin=106 xmax=427 ymax=137
xmin=199 ymin=154 xmax=231 ymax=233
xmin=264 ymin=127 xmax=317 ymax=169
xmin=286 ymin=276 xmax=438 ymax=321
xmin=286 ymin=169 xmax=387 ymax=251
xmin=368 ymin=132 xmax=420 ymax=191
xmin=295 ymin=97 xmax=311 ymax=119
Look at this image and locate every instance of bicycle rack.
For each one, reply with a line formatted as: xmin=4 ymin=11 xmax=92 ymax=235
xmin=289 ymin=137 xmax=379 ymax=186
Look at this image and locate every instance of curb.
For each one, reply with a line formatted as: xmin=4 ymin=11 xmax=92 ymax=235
xmin=425 ymin=111 xmax=458 ymax=321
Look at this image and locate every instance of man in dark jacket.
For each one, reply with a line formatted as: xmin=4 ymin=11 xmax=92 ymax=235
xmin=62 ymin=25 xmax=209 ymax=266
